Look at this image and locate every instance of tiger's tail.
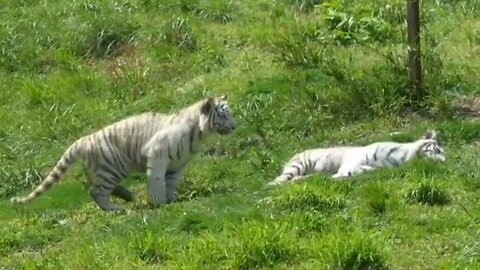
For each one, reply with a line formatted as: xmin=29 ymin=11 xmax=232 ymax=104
xmin=10 ymin=138 xmax=85 ymax=205
xmin=266 ymin=158 xmax=307 ymax=187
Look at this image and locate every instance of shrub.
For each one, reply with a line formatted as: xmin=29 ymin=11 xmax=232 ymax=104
xmin=405 ymin=182 xmax=451 ymax=206
xmin=76 ymin=16 xmax=139 ymax=59
xmin=362 ymin=183 xmax=389 ymax=215
xmin=287 ymin=0 xmax=324 ymax=13
xmin=261 ymin=185 xmax=346 ymax=213
xmin=130 ymin=230 xmax=174 ymax=264
xmin=320 ymin=231 xmax=388 ymax=269
xmin=0 ymin=165 xmax=43 ymax=199
xmin=182 ymin=0 xmax=236 ymax=24
xmin=160 ymin=17 xmax=198 ymax=51
xmin=224 ymin=222 xmax=300 ymax=269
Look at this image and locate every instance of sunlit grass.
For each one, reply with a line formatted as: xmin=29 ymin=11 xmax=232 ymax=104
xmin=0 ymin=0 xmax=479 ymax=268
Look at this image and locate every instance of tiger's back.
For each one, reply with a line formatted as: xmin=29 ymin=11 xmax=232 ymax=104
xmin=85 ymin=112 xmax=169 ymax=172
xmin=285 ymin=146 xmax=359 ymax=175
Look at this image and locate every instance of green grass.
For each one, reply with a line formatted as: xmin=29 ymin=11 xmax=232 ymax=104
xmin=1 ymin=0 xmax=480 ymax=268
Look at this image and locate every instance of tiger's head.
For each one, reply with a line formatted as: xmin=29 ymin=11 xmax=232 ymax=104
xmin=202 ymin=95 xmax=237 ymax=135
xmin=417 ymin=130 xmax=446 ymax=162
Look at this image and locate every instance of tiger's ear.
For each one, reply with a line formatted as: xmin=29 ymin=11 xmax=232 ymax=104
xmin=201 ymin=97 xmax=214 ymax=115
xmin=218 ymin=95 xmax=228 ymax=100
xmin=422 ymin=129 xmax=438 ymax=141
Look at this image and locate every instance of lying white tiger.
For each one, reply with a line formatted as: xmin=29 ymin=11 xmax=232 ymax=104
xmin=267 ymin=130 xmax=445 ymax=186
xmin=10 ymin=95 xmax=237 ymax=212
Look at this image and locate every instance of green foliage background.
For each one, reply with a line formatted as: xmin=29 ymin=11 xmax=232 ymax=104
xmin=1 ymin=0 xmax=479 ymax=268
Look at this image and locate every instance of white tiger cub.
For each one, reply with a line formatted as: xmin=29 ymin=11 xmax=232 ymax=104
xmin=10 ymin=95 xmax=237 ymax=212
xmin=267 ymin=130 xmax=445 ymax=186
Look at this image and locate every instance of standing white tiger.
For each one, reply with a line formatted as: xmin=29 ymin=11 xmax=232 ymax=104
xmin=267 ymin=130 xmax=445 ymax=186
xmin=10 ymin=95 xmax=237 ymax=211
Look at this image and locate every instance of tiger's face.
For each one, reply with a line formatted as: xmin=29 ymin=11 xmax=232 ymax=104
xmin=418 ymin=130 xmax=446 ymax=162
xmin=420 ymin=140 xmax=445 ymax=162
xmin=204 ymin=95 xmax=237 ymax=135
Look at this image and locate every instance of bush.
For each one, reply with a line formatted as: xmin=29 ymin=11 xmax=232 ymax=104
xmin=130 ymin=231 xmax=174 ymax=264
xmin=160 ymin=17 xmax=198 ymax=52
xmin=320 ymin=231 xmax=389 ymax=269
xmin=406 ymin=182 xmax=451 ymax=206
xmin=76 ymin=16 xmax=140 ymax=59
xmin=181 ymin=0 xmax=236 ymax=24
xmin=222 ymin=222 xmax=300 ymax=269
xmin=261 ymin=185 xmax=346 ymax=213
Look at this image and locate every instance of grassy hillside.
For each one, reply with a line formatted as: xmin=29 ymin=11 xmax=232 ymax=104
xmin=1 ymin=0 xmax=480 ymax=268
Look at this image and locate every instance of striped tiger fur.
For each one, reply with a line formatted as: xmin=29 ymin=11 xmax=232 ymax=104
xmin=10 ymin=95 xmax=237 ymax=211
xmin=267 ymin=130 xmax=445 ymax=186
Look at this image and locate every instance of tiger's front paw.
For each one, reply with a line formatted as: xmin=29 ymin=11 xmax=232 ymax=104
xmin=332 ymin=171 xmax=351 ymax=179
xmin=147 ymin=195 xmax=167 ymax=209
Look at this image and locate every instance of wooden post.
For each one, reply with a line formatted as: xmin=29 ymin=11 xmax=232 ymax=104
xmin=407 ymin=0 xmax=422 ymax=86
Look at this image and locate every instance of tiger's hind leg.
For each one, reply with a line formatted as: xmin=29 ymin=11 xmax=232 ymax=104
xmin=112 ymin=185 xmax=134 ymax=202
xmin=88 ymin=186 xmax=122 ymax=211
xmin=83 ymin=144 xmax=131 ymax=211
xmin=87 ymin=168 xmax=127 ymax=212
